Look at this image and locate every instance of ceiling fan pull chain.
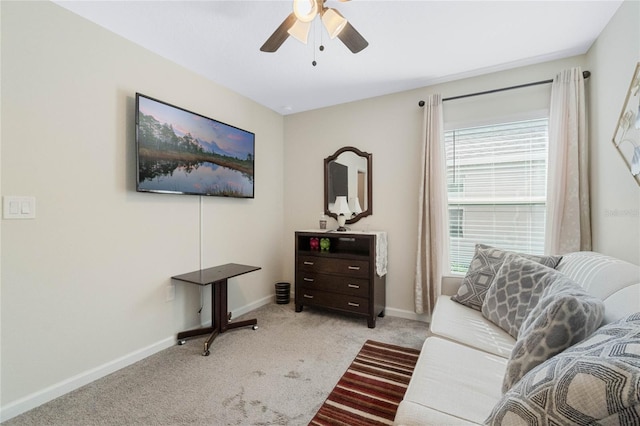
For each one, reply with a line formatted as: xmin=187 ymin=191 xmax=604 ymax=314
xmin=312 ymin=18 xmax=318 ymax=66
xmin=312 ymin=19 xmax=326 ymax=67
xmin=319 ymin=15 xmax=325 ymax=52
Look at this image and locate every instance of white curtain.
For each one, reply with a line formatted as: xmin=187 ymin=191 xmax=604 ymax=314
xmin=415 ymin=94 xmax=449 ymax=315
xmin=545 ymin=67 xmax=591 ymax=255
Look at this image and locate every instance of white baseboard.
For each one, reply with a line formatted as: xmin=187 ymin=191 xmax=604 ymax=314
xmin=200 ymin=294 xmax=274 ymax=327
xmin=233 ymin=294 xmax=274 ymax=319
xmin=384 ymin=307 xmax=430 ymax=323
xmin=0 ymin=336 xmax=176 ymax=422
xmin=0 ymin=296 xmax=420 ymax=422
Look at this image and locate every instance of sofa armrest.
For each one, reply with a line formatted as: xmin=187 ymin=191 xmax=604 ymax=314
xmin=441 ymin=274 xmax=463 ymax=296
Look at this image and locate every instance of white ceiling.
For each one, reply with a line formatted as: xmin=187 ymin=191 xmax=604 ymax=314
xmin=53 ymin=0 xmax=622 ymax=115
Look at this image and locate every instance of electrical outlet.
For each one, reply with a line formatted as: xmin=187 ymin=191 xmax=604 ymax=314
xmin=166 ymin=284 xmax=175 ymax=302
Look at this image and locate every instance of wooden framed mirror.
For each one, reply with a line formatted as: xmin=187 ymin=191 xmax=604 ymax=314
xmin=324 ymin=146 xmax=372 ymax=224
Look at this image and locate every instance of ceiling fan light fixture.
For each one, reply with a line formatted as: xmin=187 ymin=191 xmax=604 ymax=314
xmin=261 ymin=0 xmax=368 ymax=54
xmin=287 ymin=19 xmax=312 ymax=44
xmin=292 ymin=0 xmax=318 ymax=22
xmin=321 ymin=8 xmax=347 ymax=39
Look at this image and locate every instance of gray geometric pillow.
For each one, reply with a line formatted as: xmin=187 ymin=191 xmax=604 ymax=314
xmin=481 ymin=254 xmax=567 ymax=338
xmin=502 ymin=279 xmax=604 ymax=392
xmin=452 ymin=244 xmax=562 ymax=311
xmin=485 ymin=312 xmax=640 ymax=425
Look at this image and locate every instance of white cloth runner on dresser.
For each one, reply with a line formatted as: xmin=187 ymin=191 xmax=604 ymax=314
xmin=373 ymin=231 xmax=388 ymax=277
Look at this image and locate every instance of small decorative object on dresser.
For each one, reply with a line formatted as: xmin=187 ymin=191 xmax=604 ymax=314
xmin=309 ymin=237 xmax=319 ymax=251
xmin=294 ymin=230 xmax=387 ymax=328
xmin=319 ymin=237 xmax=330 ymax=252
xmin=319 ymin=213 xmax=327 ymax=230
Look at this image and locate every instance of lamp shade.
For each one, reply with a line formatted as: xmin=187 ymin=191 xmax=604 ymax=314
xmin=349 ymin=197 xmax=362 ymax=215
xmin=321 ymin=8 xmax=347 ymax=39
xmin=333 ymin=196 xmax=351 ymax=231
xmin=287 ymin=19 xmax=311 ymax=44
xmin=333 ymin=196 xmax=352 ymax=216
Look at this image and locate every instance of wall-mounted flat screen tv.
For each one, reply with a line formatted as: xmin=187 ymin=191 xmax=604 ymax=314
xmin=135 ymin=93 xmax=255 ymax=198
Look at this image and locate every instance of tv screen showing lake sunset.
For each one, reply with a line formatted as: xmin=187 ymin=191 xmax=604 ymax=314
xmin=135 ymin=93 xmax=255 ymax=198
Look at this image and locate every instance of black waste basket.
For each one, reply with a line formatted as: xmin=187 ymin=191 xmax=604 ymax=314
xmin=275 ymin=282 xmax=290 ymax=304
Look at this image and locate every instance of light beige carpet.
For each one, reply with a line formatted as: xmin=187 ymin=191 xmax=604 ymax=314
xmin=4 ymin=303 xmax=428 ymax=425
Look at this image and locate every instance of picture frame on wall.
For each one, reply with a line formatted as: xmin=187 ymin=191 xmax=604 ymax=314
xmin=611 ymin=62 xmax=640 ymax=186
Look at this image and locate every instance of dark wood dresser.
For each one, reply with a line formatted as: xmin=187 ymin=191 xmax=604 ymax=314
xmin=294 ymin=231 xmax=386 ymax=328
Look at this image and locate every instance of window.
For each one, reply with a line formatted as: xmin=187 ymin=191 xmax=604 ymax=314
xmin=449 ymin=208 xmax=463 ymax=238
xmin=445 ymin=118 xmax=549 ymax=274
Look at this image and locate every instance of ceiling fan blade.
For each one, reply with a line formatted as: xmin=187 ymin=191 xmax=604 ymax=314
xmin=260 ymin=13 xmax=297 ymax=52
xmin=337 ymin=21 xmax=368 ymax=53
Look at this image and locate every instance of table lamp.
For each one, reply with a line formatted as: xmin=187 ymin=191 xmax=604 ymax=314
xmin=349 ymin=197 xmax=363 ymax=216
xmin=333 ymin=196 xmax=351 ymax=231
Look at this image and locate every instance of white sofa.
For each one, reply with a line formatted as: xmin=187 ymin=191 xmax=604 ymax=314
xmin=394 ymin=251 xmax=640 ymax=425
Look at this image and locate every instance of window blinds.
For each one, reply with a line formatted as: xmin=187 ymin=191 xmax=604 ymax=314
xmin=445 ymin=118 xmax=549 ymax=273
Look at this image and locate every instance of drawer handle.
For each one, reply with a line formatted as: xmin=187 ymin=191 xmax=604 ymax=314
xmin=304 ymin=294 xmax=314 ymax=299
xmin=303 ymin=261 xmax=314 ymax=265
xmin=304 ymin=278 xmax=315 ymax=282
xmin=348 ymin=302 xmax=360 ymax=307
xmin=348 ymin=284 xmax=360 ymax=289
xmin=348 ymin=266 xmax=361 ymax=270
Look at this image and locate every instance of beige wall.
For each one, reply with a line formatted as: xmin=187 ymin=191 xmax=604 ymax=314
xmin=1 ymin=0 xmax=284 ymax=417
xmin=283 ymin=56 xmax=588 ymax=318
xmin=587 ymin=0 xmax=640 ymax=264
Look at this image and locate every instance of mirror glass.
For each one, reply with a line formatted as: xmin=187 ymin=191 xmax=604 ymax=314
xmin=324 ymin=146 xmax=372 ymax=224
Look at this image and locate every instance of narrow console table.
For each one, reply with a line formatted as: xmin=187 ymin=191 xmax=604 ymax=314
xmin=172 ymin=263 xmax=261 ymax=356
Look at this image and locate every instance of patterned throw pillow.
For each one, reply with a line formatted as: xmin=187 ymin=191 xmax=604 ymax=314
xmin=486 ymin=313 xmax=640 ymax=425
xmin=502 ymin=279 xmax=604 ymax=392
xmin=452 ymin=244 xmax=562 ymax=311
xmin=481 ymin=255 xmax=567 ymax=338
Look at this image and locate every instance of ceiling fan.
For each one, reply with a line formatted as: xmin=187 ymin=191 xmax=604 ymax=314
xmin=260 ymin=0 xmax=368 ymax=54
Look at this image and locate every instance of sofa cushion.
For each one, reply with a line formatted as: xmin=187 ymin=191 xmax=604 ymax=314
xmin=452 ymin=244 xmax=562 ymax=311
xmin=400 ymin=337 xmax=507 ymax=425
xmin=481 ymin=255 xmax=569 ymax=338
xmin=485 ymin=312 xmax=640 ymax=425
xmin=501 ymin=280 xmax=604 ymax=392
xmin=430 ymin=295 xmax=515 ymax=358
xmin=395 ymin=401 xmax=478 ymax=425
xmin=603 ymin=283 xmax=640 ymax=324
xmin=555 ymin=251 xmax=640 ymax=301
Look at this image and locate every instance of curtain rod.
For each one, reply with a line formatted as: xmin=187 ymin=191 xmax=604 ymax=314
xmin=418 ymin=70 xmax=591 ymax=107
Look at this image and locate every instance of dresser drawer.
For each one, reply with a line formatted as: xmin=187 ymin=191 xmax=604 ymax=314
xmin=298 ymin=255 xmax=369 ymax=279
xmin=296 ymin=274 xmax=369 ymax=297
xmin=296 ymin=288 xmax=369 ymax=315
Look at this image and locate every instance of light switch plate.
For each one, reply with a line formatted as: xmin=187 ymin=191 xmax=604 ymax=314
xmin=3 ymin=196 xmax=36 ymax=219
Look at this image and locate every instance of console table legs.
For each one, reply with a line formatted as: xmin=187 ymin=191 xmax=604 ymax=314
xmin=202 ymin=329 xmax=220 ymax=356
xmin=176 ymin=278 xmax=258 ymax=356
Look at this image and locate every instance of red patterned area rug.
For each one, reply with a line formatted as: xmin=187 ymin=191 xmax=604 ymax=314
xmin=309 ymin=340 xmax=421 ymax=426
